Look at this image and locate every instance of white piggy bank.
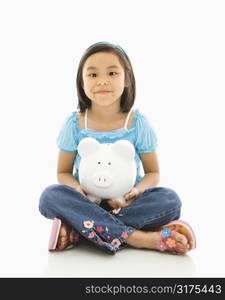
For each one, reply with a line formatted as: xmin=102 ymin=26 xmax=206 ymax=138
xmin=77 ymin=137 xmax=137 ymax=203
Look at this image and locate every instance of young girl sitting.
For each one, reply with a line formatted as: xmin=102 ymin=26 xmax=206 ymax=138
xmin=39 ymin=41 xmax=196 ymax=255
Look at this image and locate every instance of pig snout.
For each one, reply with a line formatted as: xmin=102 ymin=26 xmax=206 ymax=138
xmin=92 ymin=172 xmax=112 ymax=188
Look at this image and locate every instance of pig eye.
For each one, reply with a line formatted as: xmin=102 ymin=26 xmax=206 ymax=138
xmin=108 ymin=162 xmax=111 ymax=165
xmin=98 ymin=162 xmax=101 ymax=164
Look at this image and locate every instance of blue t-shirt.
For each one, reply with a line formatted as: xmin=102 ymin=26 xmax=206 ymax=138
xmin=56 ymin=108 xmax=158 ymax=185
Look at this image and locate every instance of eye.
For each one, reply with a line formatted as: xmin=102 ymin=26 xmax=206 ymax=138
xmin=98 ymin=162 xmax=101 ymax=164
xmin=89 ymin=73 xmax=97 ymax=77
xmin=109 ymin=72 xmax=117 ymax=76
xmin=108 ymin=162 xmax=111 ymax=165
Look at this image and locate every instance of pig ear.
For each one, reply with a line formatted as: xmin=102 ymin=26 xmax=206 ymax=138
xmin=111 ymin=140 xmax=135 ymax=161
xmin=77 ymin=137 xmax=100 ymax=157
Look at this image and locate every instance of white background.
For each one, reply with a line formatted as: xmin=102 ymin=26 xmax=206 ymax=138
xmin=0 ymin=0 xmax=224 ymax=277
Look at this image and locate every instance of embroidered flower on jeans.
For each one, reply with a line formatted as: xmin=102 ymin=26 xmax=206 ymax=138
xmin=111 ymin=238 xmax=121 ymax=248
xmin=106 ymin=234 xmax=111 ymax=240
xmin=161 ymin=228 xmax=171 ymax=238
xmin=96 ymin=226 xmax=104 ymax=233
xmin=88 ymin=231 xmax=95 ymax=239
xmin=83 ymin=220 xmax=94 ymax=229
xmin=121 ymin=232 xmax=128 ymax=239
xmin=97 ymin=238 xmax=103 ymax=246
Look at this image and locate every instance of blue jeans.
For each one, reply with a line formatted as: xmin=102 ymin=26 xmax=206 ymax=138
xmin=39 ymin=184 xmax=181 ymax=254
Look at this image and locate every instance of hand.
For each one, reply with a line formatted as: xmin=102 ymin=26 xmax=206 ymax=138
xmin=107 ymin=199 xmax=123 ymax=209
xmin=107 ymin=187 xmax=141 ymax=209
xmin=120 ymin=187 xmax=140 ymax=208
xmin=92 ymin=198 xmax=101 ymax=205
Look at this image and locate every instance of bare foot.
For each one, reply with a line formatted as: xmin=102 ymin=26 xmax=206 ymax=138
xmin=125 ymin=230 xmax=190 ymax=254
xmin=146 ymin=231 xmax=190 ymax=254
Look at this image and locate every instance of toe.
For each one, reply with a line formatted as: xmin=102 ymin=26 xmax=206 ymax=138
xmin=59 ymin=225 xmax=67 ymax=237
xmin=176 ymin=241 xmax=188 ymax=253
xmin=57 ymin=224 xmax=69 ymax=249
xmin=58 ymin=237 xmax=68 ymax=249
xmin=173 ymin=232 xmax=190 ymax=254
xmin=175 ymin=232 xmax=188 ymax=245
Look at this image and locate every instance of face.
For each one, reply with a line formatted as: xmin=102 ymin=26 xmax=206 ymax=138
xmin=82 ymin=52 xmax=128 ymax=108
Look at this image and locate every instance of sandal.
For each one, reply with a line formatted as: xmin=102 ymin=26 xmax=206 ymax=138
xmin=48 ymin=218 xmax=80 ymax=251
xmin=156 ymin=220 xmax=196 ymax=254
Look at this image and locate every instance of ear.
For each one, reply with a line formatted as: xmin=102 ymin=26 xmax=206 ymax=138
xmin=111 ymin=140 xmax=135 ymax=161
xmin=77 ymin=137 xmax=100 ymax=157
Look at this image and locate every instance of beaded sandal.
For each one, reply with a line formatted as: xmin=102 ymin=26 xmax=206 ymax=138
xmin=48 ymin=218 xmax=80 ymax=251
xmin=156 ymin=220 xmax=196 ymax=254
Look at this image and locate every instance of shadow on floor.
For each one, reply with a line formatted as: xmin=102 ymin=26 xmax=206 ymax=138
xmin=44 ymin=240 xmax=196 ymax=277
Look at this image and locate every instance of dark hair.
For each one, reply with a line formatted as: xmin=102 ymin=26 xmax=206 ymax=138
xmin=76 ymin=42 xmax=136 ymax=113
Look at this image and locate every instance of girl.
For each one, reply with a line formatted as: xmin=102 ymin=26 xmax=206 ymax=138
xmin=39 ymin=41 xmax=196 ymax=255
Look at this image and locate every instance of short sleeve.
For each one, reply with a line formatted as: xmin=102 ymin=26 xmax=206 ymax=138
xmin=56 ymin=113 xmax=78 ymax=153
xmin=135 ymin=111 xmax=158 ymax=154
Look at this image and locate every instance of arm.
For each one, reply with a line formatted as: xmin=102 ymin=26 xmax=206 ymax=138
xmin=134 ymin=151 xmax=160 ymax=193
xmin=57 ymin=151 xmax=86 ymax=196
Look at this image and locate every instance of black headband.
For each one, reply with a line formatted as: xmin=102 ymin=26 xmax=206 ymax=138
xmin=85 ymin=41 xmax=128 ymax=59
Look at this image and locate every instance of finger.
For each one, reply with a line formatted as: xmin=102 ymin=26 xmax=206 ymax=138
xmin=127 ymin=198 xmax=135 ymax=204
xmin=120 ymin=199 xmax=133 ymax=208
xmin=124 ymin=194 xmax=132 ymax=200
xmin=113 ymin=201 xmax=123 ymax=209
xmin=130 ymin=191 xmax=137 ymax=197
xmin=126 ymin=191 xmax=136 ymax=199
xmin=114 ymin=202 xmax=121 ymax=209
xmin=93 ymin=199 xmax=101 ymax=205
xmin=116 ymin=202 xmax=124 ymax=208
xmin=125 ymin=196 xmax=136 ymax=202
xmin=124 ymin=191 xmax=132 ymax=197
xmin=119 ymin=203 xmax=128 ymax=208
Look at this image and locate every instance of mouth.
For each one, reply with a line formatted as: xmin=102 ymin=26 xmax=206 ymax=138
xmin=96 ymin=91 xmax=112 ymax=94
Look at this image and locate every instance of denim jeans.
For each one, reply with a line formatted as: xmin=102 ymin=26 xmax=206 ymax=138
xmin=39 ymin=184 xmax=181 ymax=254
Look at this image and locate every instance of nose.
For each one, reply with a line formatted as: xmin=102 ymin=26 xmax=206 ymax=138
xmin=97 ymin=77 xmax=109 ymax=86
xmin=98 ymin=82 xmax=109 ymax=86
xmin=92 ymin=172 xmax=112 ymax=188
